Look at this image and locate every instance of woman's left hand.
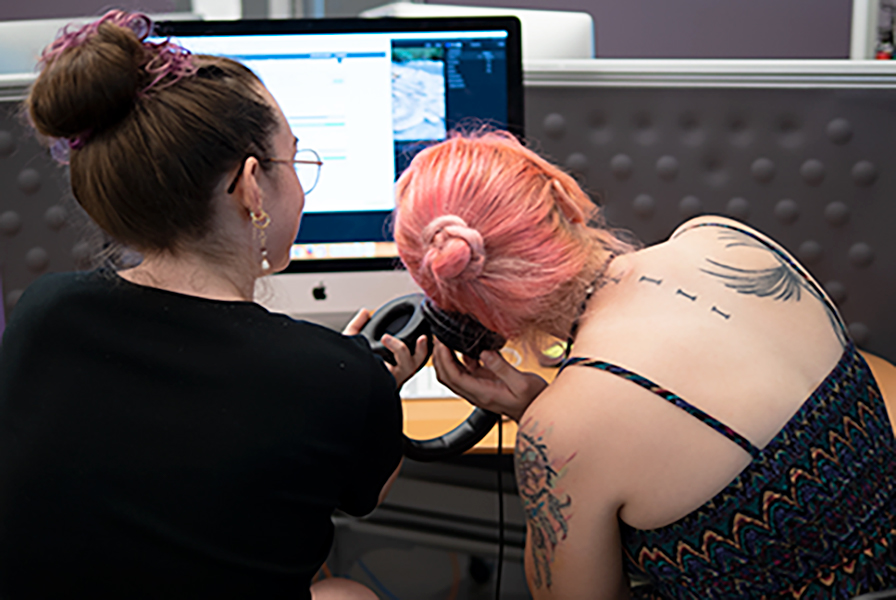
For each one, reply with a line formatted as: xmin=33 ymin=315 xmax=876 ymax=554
xmin=343 ymin=309 xmax=371 ymax=336
xmin=343 ymin=309 xmax=429 ymax=391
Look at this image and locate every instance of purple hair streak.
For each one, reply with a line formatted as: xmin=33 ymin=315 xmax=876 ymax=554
xmin=40 ymin=10 xmax=198 ymax=163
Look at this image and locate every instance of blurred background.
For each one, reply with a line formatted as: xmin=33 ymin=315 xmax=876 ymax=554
xmin=0 ymin=0 xmax=856 ymax=59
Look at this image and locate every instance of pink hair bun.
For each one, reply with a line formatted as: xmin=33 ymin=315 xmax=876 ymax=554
xmin=421 ymin=215 xmax=485 ymax=281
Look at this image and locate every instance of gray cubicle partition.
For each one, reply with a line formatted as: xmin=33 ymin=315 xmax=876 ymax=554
xmin=523 ymin=60 xmax=896 ymax=362
xmin=1 ymin=61 xmax=895 ymax=361
xmin=0 ymin=75 xmax=81 ymax=317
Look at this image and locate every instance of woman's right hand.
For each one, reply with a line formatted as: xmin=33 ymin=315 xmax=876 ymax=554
xmin=343 ymin=309 xmax=428 ymax=391
xmin=380 ymin=333 xmax=429 ymax=391
xmin=431 ymin=338 xmax=547 ymax=423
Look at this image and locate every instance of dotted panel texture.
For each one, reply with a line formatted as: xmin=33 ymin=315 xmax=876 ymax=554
xmin=525 ymin=87 xmax=896 ymax=361
xmin=1 ymin=88 xmax=894 ymax=362
xmin=0 ymin=104 xmax=80 ymax=321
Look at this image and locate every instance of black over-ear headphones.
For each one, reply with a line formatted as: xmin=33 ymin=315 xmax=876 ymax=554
xmin=359 ymin=293 xmax=506 ymax=462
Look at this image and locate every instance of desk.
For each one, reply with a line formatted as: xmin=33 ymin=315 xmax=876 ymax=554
xmin=402 ymin=398 xmax=517 ymax=453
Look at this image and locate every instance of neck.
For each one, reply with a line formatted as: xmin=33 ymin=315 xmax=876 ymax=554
xmin=562 ymin=254 xmax=625 ymax=356
xmin=118 ymin=251 xmax=257 ymax=302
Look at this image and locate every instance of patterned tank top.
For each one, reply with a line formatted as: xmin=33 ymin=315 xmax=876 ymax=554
xmin=560 ymin=223 xmax=896 ymax=599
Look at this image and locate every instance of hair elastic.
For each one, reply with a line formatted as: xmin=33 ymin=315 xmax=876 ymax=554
xmin=40 ymin=10 xmax=196 ymax=93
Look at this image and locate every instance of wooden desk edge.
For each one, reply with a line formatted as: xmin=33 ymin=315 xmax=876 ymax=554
xmin=401 ymin=397 xmax=517 ymax=453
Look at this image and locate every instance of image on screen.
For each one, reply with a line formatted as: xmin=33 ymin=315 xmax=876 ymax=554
xmin=392 ymin=44 xmax=446 ymax=142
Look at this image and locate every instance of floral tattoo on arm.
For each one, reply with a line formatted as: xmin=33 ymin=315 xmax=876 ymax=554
xmin=515 ymin=418 xmax=575 ymax=590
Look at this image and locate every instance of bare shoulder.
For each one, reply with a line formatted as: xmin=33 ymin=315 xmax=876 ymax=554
xmin=669 ymin=215 xmax=796 ymax=263
xmin=671 ymin=215 xmax=762 ymax=240
xmin=669 ymin=215 xmax=814 ymax=276
xmin=668 ymin=215 xmax=845 ymax=338
xmin=519 ymin=366 xmax=648 ymax=497
xmin=516 ymin=375 xmax=633 ymax=598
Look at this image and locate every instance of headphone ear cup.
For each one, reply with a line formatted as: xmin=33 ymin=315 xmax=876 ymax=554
xmin=421 ymin=298 xmax=506 ymax=359
xmin=360 ymin=294 xmax=506 ymax=462
xmin=359 ymin=294 xmax=432 ymax=365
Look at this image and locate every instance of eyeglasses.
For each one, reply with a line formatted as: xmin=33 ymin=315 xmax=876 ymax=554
xmin=226 ymin=148 xmax=323 ymax=195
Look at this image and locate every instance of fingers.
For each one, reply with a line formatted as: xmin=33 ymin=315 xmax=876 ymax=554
xmin=381 ymin=334 xmax=427 ymax=389
xmin=432 ymin=339 xmax=467 ymax=383
xmin=479 ymin=350 xmax=537 ymax=398
xmin=430 ymin=340 xmax=543 ymax=420
xmin=461 ymin=353 xmax=480 ymax=372
xmin=342 ymin=308 xmax=370 ymax=336
xmin=381 ymin=334 xmax=411 ymax=367
xmin=413 ymin=335 xmax=431 ymax=369
xmin=431 ymin=340 xmax=499 ymax=407
xmin=478 ymin=350 xmax=514 ymax=381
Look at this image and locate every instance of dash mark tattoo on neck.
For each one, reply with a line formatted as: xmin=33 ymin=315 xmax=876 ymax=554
xmin=676 ymin=289 xmax=697 ymax=301
xmin=711 ymin=306 xmax=730 ymax=319
xmin=639 ymin=276 xmax=663 ymax=285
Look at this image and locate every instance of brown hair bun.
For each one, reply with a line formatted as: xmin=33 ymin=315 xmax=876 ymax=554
xmin=28 ymin=21 xmax=147 ymax=140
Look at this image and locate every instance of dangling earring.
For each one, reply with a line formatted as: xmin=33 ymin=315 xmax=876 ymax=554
xmin=250 ymin=209 xmax=272 ymax=271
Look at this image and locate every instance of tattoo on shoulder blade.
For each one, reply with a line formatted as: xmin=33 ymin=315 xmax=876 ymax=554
xmin=516 ymin=419 xmax=575 ymax=590
xmin=702 ymin=230 xmax=846 ymax=345
xmin=702 ymin=258 xmax=803 ymax=301
xmin=717 ymin=230 xmax=767 ymax=251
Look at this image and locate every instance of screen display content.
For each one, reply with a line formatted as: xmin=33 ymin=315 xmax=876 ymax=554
xmin=155 ymin=17 xmax=523 ymax=273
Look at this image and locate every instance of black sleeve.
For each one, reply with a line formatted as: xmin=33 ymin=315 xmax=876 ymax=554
xmin=337 ymin=352 xmax=404 ymax=517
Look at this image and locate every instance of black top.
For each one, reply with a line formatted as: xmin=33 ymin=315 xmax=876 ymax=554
xmin=0 ymin=270 xmax=403 ymax=599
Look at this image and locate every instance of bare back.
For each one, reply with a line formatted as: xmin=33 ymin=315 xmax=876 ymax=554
xmin=559 ymin=216 xmax=846 ymax=527
xmin=514 ymin=216 xmax=866 ymax=598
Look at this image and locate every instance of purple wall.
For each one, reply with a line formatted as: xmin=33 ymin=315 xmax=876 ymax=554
xmin=0 ymin=0 xmax=854 ymax=58
xmin=0 ymin=0 xmax=180 ymax=21
xmin=437 ymin=0 xmax=853 ymax=58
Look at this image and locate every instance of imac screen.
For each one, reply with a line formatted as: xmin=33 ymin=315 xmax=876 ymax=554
xmin=155 ymin=17 xmax=524 ymax=274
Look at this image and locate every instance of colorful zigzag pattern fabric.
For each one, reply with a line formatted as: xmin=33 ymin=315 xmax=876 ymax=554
xmin=567 ymin=344 xmax=896 ymax=598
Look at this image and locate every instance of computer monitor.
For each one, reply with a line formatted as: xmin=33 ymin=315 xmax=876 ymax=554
xmin=155 ymin=17 xmax=523 ymax=328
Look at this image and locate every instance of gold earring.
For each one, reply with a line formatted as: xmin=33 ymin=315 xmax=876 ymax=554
xmin=250 ymin=209 xmax=271 ymax=271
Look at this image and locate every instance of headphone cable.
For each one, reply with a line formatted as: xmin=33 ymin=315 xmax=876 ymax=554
xmin=495 ymin=417 xmax=504 ymax=600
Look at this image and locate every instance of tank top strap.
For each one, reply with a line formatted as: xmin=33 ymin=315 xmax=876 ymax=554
xmin=560 ymin=357 xmax=762 ymax=460
xmin=672 ymin=220 xmax=850 ymax=341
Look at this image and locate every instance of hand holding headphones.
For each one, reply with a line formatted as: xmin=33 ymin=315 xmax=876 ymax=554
xmin=343 ymin=308 xmax=429 ymax=390
xmin=430 ymin=339 xmax=547 ymax=424
xmin=358 ymin=293 xmax=513 ymax=461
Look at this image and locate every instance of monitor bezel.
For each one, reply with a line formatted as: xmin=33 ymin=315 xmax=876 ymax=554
xmin=154 ymin=16 xmax=524 ymax=274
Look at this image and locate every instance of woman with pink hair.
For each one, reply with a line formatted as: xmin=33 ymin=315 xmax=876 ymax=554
xmin=392 ymin=130 xmax=896 ymax=599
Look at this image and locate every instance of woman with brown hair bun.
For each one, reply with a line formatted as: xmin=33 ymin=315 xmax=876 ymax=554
xmin=0 ymin=11 xmax=427 ymax=599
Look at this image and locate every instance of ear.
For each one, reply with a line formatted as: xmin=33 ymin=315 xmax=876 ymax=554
xmin=231 ymin=156 xmax=265 ymax=215
xmin=552 ymin=179 xmax=586 ymax=225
